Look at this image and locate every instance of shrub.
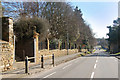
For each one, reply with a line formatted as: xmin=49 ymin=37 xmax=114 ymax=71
xmin=14 ymin=17 xmax=50 ymax=41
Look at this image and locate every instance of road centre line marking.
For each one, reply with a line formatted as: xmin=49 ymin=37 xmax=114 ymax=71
xmin=62 ymin=64 xmax=72 ymax=69
xmin=90 ymin=72 xmax=95 ymax=79
xmin=90 ymin=57 xmax=98 ymax=80
xmin=43 ymin=72 xmax=56 ymax=78
xmin=96 ymin=60 xmax=98 ymax=63
xmin=94 ymin=63 xmax=97 ymax=69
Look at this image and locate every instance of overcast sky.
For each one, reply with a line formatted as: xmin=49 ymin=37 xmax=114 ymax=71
xmin=71 ymin=2 xmax=118 ymax=38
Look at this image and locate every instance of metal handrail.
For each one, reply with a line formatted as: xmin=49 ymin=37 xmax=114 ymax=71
xmin=44 ymin=54 xmax=52 ymax=57
xmin=25 ymin=54 xmax=54 ymax=74
xmin=28 ymin=57 xmax=35 ymax=60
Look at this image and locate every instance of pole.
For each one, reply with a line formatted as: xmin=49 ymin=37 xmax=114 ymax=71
xmin=25 ymin=56 xmax=29 ymax=74
xmin=34 ymin=38 xmax=36 ymax=63
xmin=52 ymin=54 xmax=54 ymax=67
xmin=67 ymin=26 xmax=69 ymax=55
xmin=41 ymin=55 xmax=44 ymax=68
xmin=109 ymin=26 xmax=112 ymax=52
xmin=13 ymin=35 xmax=16 ymax=63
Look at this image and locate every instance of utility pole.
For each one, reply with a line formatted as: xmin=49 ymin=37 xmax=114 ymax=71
xmin=67 ymin=25 xmax=69 ymax=55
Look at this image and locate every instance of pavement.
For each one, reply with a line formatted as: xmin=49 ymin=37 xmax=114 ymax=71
xmin=1 ymin=52 xmax=82 ymax=79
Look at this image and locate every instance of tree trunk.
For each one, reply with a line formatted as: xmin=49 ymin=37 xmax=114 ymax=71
xmin=58 ymin=41 xmax=61 ymax=50
xmin=69 ymin=43 xmax=71 ymax=49
xmin=75 ymin=44 xmax=77 ymax=49
xmin=47 ymin=38 xmax=49 ymax=51
xmin=42 ymin=40 xmax=46 ymax=49
xmin=65 ymin=41 xmax=67 ymax=49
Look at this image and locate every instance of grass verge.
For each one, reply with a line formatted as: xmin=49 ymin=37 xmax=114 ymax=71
xmin=115 ymin=52 xmax=120 ymax=55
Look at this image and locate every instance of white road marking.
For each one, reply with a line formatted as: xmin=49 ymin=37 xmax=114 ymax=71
xmin=90 ymin=72 xmax=95 ymax=79
xmin=94 ymin=63 xmax=97 ymax=69
xmin=43 ymin=72 xmax=56 ymax=78
xmin=90 ymin=57 xmax=98 ymax=80
xmin=96 ymin=60 xmax=98 ymax=63
xmin=62 ymin=64 xmax=72 ymax=69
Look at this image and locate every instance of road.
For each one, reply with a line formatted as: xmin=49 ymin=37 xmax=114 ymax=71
xmin=25 ymin=50 xmax=118 ymax=80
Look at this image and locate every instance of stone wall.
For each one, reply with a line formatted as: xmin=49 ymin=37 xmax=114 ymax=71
xmin=39 ymin=49 xmax=78 ymax=60
xmin=2 ymin=17 xmax=14 ymax=44
xmin=0 ymin=17 xmax=14 ymax=71
xmin=9 ymin=18 xmax=14 ymax=45
xmin=0 ymin=41 xmax=14 ymax=71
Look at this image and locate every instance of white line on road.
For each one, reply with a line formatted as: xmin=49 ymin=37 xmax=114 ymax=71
xmin=96 ymin=60 xmax=98 ymax=63
xmin=94 ymin=64 xmax=97 ymax=69
xmin=62 ymin=64 xmax=72 ymax=69
xmin=90 ymin=57 xmax=98 ymax=80
xmin=43 ymin=72 xmax=56 ymax=78
xmin=90 ymin=72 xmax=95 ymax=79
